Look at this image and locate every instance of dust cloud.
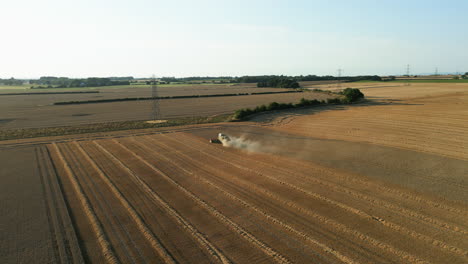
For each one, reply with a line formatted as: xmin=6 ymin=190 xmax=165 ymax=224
xmin=219 ymin=134 xmax=266 ymax=153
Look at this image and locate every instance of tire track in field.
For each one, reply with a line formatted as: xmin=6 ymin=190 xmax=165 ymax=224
xmin=280 ymin=122 xmax=468 ymax=160
xmin=102 ymin=139 xmax=330 ymax=263
xmin=129 ymin=136 xmax=354 ymax=263
xmin=72 ymin=141 xmax=177 ymax=264
xmin=81 ymin=141 xmax=219 ymax=264
xmin=288 ymin=123 xmax=467 ymax=152
xmin=36 ymin=146 xmax=85 ymax=264
xmin=60 ymin=143 xmax=143 ymax=264
xmin=283 ymin=123 xmax=466 ymax=155
xmin=176 ymin=132 xmax=468 ymax=232
xmin=168 ymin=134 xmax=468 ymax=258
xmin=141 ymin=136 xmax=401 ymax=263
xmin=62 ymin=144 xmax=147 ymax=263
xmin=120 ymin=135 xmax=337 ymax=263
xmin=248 ymin=153 xmax=468 ymax=235
xmin=307 ymin=116 xmax=468 ymax=135
xmin=302 ymin=119 xmax=468 ymax=143
xmin=178 ymin=132 xmax=468 ymax=226
xmin=50 ymin=143 xmax=119 ymax=264
xmin=124 ymin=137 xmax=361 ymax=264
xmin=36 ymin=147 xmax=64 ymax=264
xmin=93 ymin=140 xmax=232 ymax=264
xmin=104 ymin=138 xmax=307 ymax=263
xmin=151 ymin=135 xmax=435 ymax=264
xmin=343 ymin=110 xmax=468 ymax=124
xmin=112 ymin=139 xmax=292 ymax=264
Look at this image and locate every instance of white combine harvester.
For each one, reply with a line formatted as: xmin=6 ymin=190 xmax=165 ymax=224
xmin=210 ymin=133 xmax=230 ymax=144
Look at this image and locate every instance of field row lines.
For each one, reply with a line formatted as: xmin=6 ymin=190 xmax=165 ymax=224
xmin=61 ymin=143 xmax=150 ymax=264
xmin=157 ymin=134 xmax=467 ymax=259
xmin=51 ymin=143 xmax=119 ymax=264
xmin=281 ymin=127 xmax=468 ymax=160
xmin=92 ymin=141 xmax=232 ymax=264
xmin=130 ymin=136 xmax=386 ymax=264
xmin=175 ymin=132 xmax=468 ymax=224
xmin=35 ymin=146 xmax=85 ymax=264
xmin=72 ymin=142 xmax=177 ymax=264
xmin=284 ymin=123 xmax=468 ymax=148
xmin=148 ymin=135 xmax=435 ymax=263
xmin=112 ymin=139 xmax=293 ymax=264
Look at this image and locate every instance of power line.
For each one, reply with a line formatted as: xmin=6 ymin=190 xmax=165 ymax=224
xmin=405 ymin=64 xmax=411 ymax=86
xmin=151 ymin=75 xmax=160 ymax=121
xmin=337 ymin=69 xmax=343 ymax=90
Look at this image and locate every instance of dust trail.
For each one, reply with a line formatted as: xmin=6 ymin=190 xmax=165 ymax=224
xmin=219 ymin=134 xmax=273 ymax=153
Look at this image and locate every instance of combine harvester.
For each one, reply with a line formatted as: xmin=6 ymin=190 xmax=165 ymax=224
xmin=210 ymin=133 xmax=230 ymax=144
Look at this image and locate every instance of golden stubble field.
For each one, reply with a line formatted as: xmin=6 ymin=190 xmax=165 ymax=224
xmin=269 ymin=83 xmax=468 ymax=160
xmin=1 ymin=83 xmax=467 ymax=263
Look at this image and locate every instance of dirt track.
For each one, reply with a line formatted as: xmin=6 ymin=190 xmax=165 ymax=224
xmin=1 ymin=83 xmax=467 ymax=263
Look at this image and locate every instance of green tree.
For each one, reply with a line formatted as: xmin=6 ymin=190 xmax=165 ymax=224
xmin=341 ymin=88 xmax=364 ymax=103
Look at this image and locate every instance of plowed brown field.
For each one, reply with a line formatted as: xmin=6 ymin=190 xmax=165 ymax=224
xmin=1 ymin=83 xmax=467 ymax=263
xmin=0 ymin=90 xmax=331 ymax=129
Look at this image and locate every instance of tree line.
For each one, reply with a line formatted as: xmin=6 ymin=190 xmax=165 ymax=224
xmin=0 ymin=78 xmax=23 ymax=86
xmin=160 ymin=76 xmax=237 ymax=83
xmin=236 ymin=75 xmax=382 ymax=83
xmin=257 ymin=77 xmax=300 ymax=88
xmin=30 ymin=77 xmax=132 ymax=88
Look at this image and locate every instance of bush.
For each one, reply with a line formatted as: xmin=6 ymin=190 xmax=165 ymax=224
xmin=327 ymin=98 xmax=342 ymax=104
xmin=234 ymin=108 xmax=251 ymax=119
xmin=296 ymin=98 xmax=322 ymax=107
xmin=254 ymin=104 xmax=267 ymax=112
xmin=267 ymin=102 xmax=280 ymax=110
xmin=341 ymin=88 xmax=364 ymax=102
xmin=234 ymin=90 xmax=365 ymax=120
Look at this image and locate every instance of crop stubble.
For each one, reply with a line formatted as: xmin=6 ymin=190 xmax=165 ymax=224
xmin=42 ymin=131 xmax=467 ymax=263
xmin=3 ymin=83 xmax=467 ymax=263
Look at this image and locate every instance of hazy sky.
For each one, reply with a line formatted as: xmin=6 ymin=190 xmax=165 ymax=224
xmin=1 ymin=0 xmax=467 ymax=78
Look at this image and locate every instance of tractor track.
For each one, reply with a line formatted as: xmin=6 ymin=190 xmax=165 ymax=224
xmin=112 ymin=139 xmax=292 ymax=264
xmin=79 ymin=140 xmax=217 ymax=264
xmin=114 ymin=136 xmax=334 ymax=263
xmin=165 ymin=133 xmax=467 ymax=261
xmin=35 ymin=146 xmax=85 ymax=264
xmin=50 ymin=143 xmax=119 ymax=264
xmin=175 ymin=133 xmax=468 ymax=230
xmin=92 ymin=140 xmax=232 ymax=264
xmin=148 ymin=134 xmax=442 ymax=263
xmin=72 ymin=141 xmax=177 ymax=264
xmin=124 ymin=136 xmax=369 ymax=264
xmin=57 ymin=143 xmax=142 ymax=264
xmin=93 ymin=138 xmax=286 ymax=263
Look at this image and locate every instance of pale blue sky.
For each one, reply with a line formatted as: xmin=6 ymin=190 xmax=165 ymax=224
xmin=1 ymin=0 xmax=467 ymax=78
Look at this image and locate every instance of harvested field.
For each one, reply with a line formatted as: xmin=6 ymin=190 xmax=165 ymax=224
xmin=1 ymin=83 xmax=467 ymax=263
xmin=298 ymin=80 xmax=342 ymax=87
xmin=0 ymin=91 xmax=331 ymax=129
xmin=266 ymin=84 xmax=468 ymax=160
xmin=0 ymin=146 xmax=83 ymax=263
xmin=30 ymin=132 xmax=464 ymax=263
